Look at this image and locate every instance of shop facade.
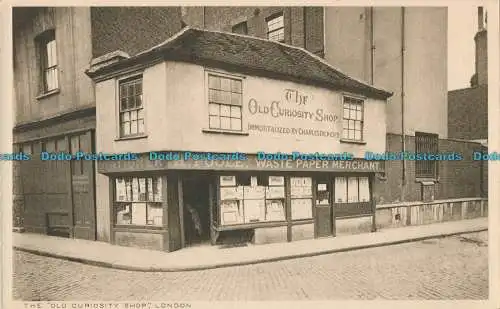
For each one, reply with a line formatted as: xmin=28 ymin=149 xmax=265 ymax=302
xmin=87 ymin=27 xmax=392 ymax=251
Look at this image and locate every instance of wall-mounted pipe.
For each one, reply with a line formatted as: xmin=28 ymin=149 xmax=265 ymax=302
xmin=401 ymin=7 xmax=406 ymax=200
xmin=370 ymin=7 xmax=374 ymax=85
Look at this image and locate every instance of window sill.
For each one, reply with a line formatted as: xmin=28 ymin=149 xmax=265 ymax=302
xmin=340 ymin=139 xmax=367 ymax=145
xmin=114 ymin=134 xmax=148 ymax=142
xmin=202 ymin=128 xmax=249 ymax=136
xmin=36 ymin=89 xmax=60 ymax=100
xmin=416 ymin=178 xmax=439 ymax=184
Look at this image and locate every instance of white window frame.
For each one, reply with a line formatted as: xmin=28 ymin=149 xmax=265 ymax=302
xmin=341 ymin=95 xmax=365 ymax=142
xmin=116 ymin=73 xmax=146 ymax=139
xmin=37 ymin=29 xmax=59 ymax=94
xmin=204 ymin=70 xmax=245 ymax=132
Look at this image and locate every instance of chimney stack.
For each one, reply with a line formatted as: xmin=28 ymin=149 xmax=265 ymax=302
xmin=474 ymin=7 xmax=488 ymax=86
xmin=478 ymin=7 xmax=484 ymax=31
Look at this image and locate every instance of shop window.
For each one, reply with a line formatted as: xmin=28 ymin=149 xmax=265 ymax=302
xmin=415 ymin=132 xmax=438 ymax=179
xmin=36 ymin=29 xmax=59 ymax=93
xmin=334 ymin=176 xmax=370 ymax=203
xmin=342 ymin=96 xmax=364 ymax=141
xmin=118 ymin=75 xmax=144 ymax=137
xmin=290 ymin=177 xmax=313 ymax=220
xmin=219 ymin=175 xmax=285 ymax=225
xmin=266 ymin=13 xmax=285 ymax=42
xmin=114 ymin=176 xmax=163 ymax=226
xmin=207 ymin=73 xmax=243 ymax=131
xmin=232 ymin=21 xmax=248 ymax=35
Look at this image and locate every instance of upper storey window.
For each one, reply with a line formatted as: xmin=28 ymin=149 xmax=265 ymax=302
xmin=36 ymin=29 xmax=59 ymax=94
xmin=266 ymin=13 xmax=285 ymax=42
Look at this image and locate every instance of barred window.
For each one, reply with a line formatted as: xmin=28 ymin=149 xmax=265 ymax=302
xmin=266 ymin=13 xmax=285 ymax=42
xmin=119 ymin=75 xmax=144 ymax=137
xmin=208 ymin=74 xmax=243 ymax=131
xmin=342 ymin=96 xmax=364 ymax=141
xmin=415 ymin=132 xmax=439 ymax=178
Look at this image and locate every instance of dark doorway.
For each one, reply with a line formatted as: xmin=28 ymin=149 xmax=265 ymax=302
xmin=182 ymin=173 xmax=211 ymax=246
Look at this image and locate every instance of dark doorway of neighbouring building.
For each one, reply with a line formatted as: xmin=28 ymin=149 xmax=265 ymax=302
xmin=182 ymin=173 xmax=211 ymax=246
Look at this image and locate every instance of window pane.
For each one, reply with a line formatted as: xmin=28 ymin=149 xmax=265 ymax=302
xmin=131 ymin=203 xmax=147 ymax=225
xmin=342 ymin=129 xmax=349 ymax=139
xmin=356 ymin=111 xmax=362 ymax=120
xmin=347 ymin=177 xmax=359 ymax=203
xmin=291 ymin=199 xmax=312 ymax=220
xmin=147 ymin=203 xmax=163 ymax=226
xmin=354 ymin=130 xmax=361 ymax=140
xmin=355 ymin=121 xmax=361 ymax=131
xmin=137 ymin=109 xmax=144 ymax=119
xmin=221 ymin=78 xmax=231 ymax=91
xmin=343 ymin=108 xmax=349 ymax=119
xmin=335 ymin=177 xmax=347 ymax=203
xmin=231 ymin=106 xmax=241 ymax=118
xmin=231 ymin=93 xmax=242 ymax=105
xmin=220 ymin=105 xmax=231 ymax=117
xmin=116 ymin=204 xmax=132 ymax=224
xmin=123 ymin=121 xmax=131 ymax=135
xmin=122 ymin=112 xmax=130 ymax=122
xmin=359 ymin=177 xmax=370 ymax=202
xmin=209 ymin=116 xmax=220 ymax=129
xmin=265 ymin=200 xmax=285 ymax=221
xmin=136 ymin=95 xmax=143 ymax=107
xmin=349 ymin=109 xmax=356 ymax=119
xmin=349 ymin=120 xmax=355 ymax=129
xmin=231 ymin=79 xmax=242 ymax=93
xmin=220 ymin=117 xmax=231 ymax=129
xmin=208 ymin=75 xmax=220 ymax=89
xmin=208 ymin=89 xmax=217 ymax=102
xmin=231 ymin=118 xmax=241 ymax=130
xmin=209 ymin=103 xmax=220 ymax=115
xmin=138 ymin=119 xmax=145 ymax=134
xmin=120 ymin=98 xmax=127 ymax=111
xmin=130 ymin=120 xmax=138 ymax=134
xmin=130 ymin=110 xmax=138 ymax=121
xmin=221 ymin=91 xmax=231 ymax=104
xmin=349 ymin=129 xmax=355 ymax=139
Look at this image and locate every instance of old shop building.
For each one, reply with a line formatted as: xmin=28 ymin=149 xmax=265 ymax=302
xmin=86 ymin=27 xmax=393 ymax=251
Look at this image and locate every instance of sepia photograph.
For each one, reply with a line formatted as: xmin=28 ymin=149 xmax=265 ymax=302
xmin=3 ymin=2 xmax=499 ymax=307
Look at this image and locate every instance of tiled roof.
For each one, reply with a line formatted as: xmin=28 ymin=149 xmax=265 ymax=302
xmin=87 ymin=27 xmax=393 ymax=100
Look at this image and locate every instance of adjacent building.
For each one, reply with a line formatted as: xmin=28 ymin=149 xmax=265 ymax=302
xmin=448 ymin=7 xmax=488 ymax=145
xmin=12 ymin=7 xmax=183 ymax=239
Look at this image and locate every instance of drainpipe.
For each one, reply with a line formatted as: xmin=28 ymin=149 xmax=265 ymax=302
xmin=400 ymin=7 xmax=406 ymax=201
xmin=370 ymin=7 xmax=374 ymax=85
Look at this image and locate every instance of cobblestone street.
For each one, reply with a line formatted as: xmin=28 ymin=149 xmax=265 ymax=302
xmin=12 ymin=232 xmax=488 ymax=301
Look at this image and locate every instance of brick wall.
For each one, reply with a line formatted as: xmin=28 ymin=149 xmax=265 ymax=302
xmin=183 ymin=7 xmax=324 ymax=55
xmin=90 ymin=7 xmax=183 ymax=58
xmin=448 ymin=85 xmax=488 ymax=140
xmin=374 ymin=133 xmax=487 ymax=204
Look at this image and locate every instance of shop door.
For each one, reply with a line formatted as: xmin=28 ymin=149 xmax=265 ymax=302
xmin=314 ymin=179 xmax=333 ymax=238
xmin=69 ymin=132 xmax=96 ymax=240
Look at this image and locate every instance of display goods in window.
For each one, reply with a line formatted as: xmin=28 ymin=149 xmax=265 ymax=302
xmin=291 ymin=199 xmax=313 ymax=220
xmin=220 ymin=175 xmax=236 ymax=187
xmin=220 ymin=200 xmax=242 ymax=225
xmin=244 ymin=199 xmax=264 ymax=222
xmin=266 ymin=200 xmax=286 ymax=221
